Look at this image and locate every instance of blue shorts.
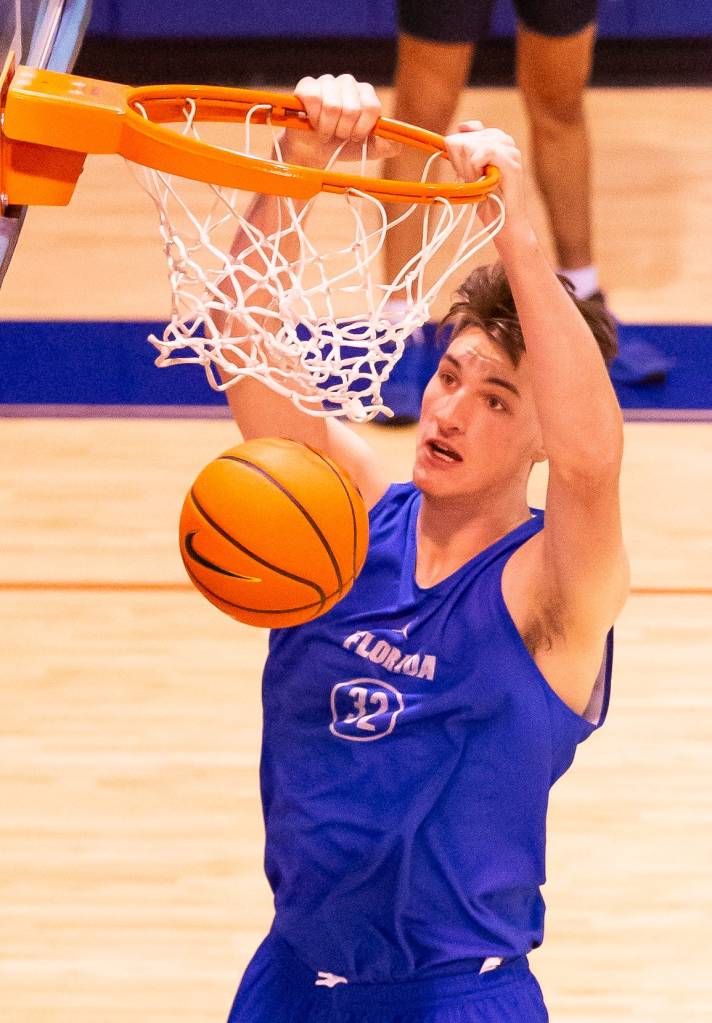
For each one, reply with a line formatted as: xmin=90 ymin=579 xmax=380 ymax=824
xmin=227 ymin=927 xmax=549 ymax=1022
xmin=398 ymin=0 xmax=597 ymax=43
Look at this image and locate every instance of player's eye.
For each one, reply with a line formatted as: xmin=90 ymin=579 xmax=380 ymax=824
xmin=438 ymin=370 xmax=456 ymax=386
xmin=486 ymin=394 xmax=507 ymax=412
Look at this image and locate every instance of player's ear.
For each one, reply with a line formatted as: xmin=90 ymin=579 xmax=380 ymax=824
xmin=527 ymin=417 xmax=544 ymax=466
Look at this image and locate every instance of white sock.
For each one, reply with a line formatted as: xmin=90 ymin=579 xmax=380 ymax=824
xmin=558 ymin=265 xmax=599 ymax=300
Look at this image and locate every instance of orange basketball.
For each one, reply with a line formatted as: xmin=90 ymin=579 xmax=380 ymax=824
xmin=179 ymin=438 xmax=369 ymax=628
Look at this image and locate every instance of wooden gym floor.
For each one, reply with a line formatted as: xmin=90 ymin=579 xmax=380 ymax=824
xmin=1 ymin=87 xmax=711 ymax=1022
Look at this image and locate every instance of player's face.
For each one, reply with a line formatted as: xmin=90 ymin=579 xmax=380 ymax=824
xmin=413 ymin=329 xmax=545 ymax=500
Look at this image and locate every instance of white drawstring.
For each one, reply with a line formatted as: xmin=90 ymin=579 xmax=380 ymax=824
xmin=315 ymin=957 xmax=503 ymax=987
xmin=315 ymin=970 xmax=349 ymax=987
xmin=479 ymin=956 xmax=504 ymax=974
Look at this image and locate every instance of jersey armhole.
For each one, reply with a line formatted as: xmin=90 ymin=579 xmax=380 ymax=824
xmin=583 ymin=629 xmax=613 ymax=731
xmin=368 ymin=481 xmax=414 ymax=523
xmin=497 ymin=569 xmax=613 ymax=738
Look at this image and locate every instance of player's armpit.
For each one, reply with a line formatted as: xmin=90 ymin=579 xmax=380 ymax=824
xmin=324 ymin=418 xmax=392 ymax=511
xmin=534 ymin=464 xmax=630 ymax=645
xmin=502 ymin=481 xmax=626 ymax=719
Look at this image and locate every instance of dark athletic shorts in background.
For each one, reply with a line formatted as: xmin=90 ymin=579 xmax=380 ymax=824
xmin=398 ymin=0 xmax=598 ymax=43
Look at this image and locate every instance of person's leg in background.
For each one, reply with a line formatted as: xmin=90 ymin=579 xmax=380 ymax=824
xmin=377 ymin=2 xmax=490 ymax=423
xmin=378 ymin=32 xmax=475 ymax=423
xmin=516 ymin=21 xmax=599 ymax=299
xmin=383 ymin=33 xmax=475 ymax=288
xmin=516 ymin=9 xmax=671 ymax=383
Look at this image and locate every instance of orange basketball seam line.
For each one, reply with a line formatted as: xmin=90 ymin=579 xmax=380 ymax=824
xmin=184 ymin=530 xmax=261 ymax=581
xmin=188 ymin=488 xmax=326 ymax=603
xmin=184 ymin=561 xmax=355 ymax=617
xmin=304 ymin=444 xmax=359 ymax=582
xmin=219 ymin=453 xmax=344 ymax=595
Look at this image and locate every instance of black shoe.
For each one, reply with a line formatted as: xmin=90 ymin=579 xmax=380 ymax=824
xmin=587 ymin=291 xmax=674 ymax=386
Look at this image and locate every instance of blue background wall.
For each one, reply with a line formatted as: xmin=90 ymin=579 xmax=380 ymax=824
xmin=86 ymin=1 xmax=712 ymax=40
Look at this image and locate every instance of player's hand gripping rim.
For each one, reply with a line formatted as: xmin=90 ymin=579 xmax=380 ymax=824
xmin=279 ymin=73 xmax=401 ymax=166
xmin=445 ymin=120 xmax=534 ymax=250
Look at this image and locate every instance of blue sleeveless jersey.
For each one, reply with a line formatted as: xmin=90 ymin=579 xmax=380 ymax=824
xmin=260 ymin=482 xmax=612 ymax=983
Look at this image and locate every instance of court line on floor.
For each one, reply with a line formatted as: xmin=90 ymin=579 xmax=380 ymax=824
xmin=0 ymin=582 xmax=709 ymax=596
xmin=2 ymin=405 xmax=712 ymax=422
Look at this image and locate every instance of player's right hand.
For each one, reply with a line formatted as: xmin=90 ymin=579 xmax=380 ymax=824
xmin=445 ymin=121 xmax=533 ymax=255
xmin=281 ymin=74 xmax=400 ymax=165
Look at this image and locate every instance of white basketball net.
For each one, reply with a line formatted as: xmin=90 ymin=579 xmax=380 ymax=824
xmin=132 ymin=99 xmax=504 ymax=422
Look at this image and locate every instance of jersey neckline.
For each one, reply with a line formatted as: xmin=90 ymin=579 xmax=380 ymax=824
xmin=398 ymin=485 xmax=543 ymax=599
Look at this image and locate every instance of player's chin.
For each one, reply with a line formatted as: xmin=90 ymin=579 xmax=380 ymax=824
xmin=412 ymin=459 xmax=463 ymax=496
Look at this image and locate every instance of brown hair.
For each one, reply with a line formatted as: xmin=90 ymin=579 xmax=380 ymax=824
xmin=437 ymin=261 xmax=618 ymax=366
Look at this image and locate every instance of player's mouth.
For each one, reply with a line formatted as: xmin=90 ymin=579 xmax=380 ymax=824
xmin=423 ymin=437 xmax=463 ymax=466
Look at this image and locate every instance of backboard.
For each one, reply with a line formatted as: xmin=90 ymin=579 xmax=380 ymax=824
xmin=0 ymin=0 xmax=92 ymax=288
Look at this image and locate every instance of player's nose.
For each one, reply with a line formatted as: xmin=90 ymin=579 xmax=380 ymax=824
xmin=434 ymin=390 xmax=468 ymax=435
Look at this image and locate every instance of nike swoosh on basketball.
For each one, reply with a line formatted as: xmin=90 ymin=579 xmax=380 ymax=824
xmin=184 ymin=532 xmax=261 ymax=582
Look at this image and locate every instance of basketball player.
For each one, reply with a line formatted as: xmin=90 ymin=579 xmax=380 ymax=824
xmin=221 ymin=74 xmax=628 ymax=1022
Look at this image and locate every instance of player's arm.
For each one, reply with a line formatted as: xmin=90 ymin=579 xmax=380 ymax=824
xmin=499 ymin=236 xmax=629 ymax=653
xmin=447 ymin=125 xmax=629 ymax=657
xmin=215 ymin=75 xmax=393 ymax=510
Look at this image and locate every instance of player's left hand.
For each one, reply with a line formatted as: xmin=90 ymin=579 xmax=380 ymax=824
xmin=281 ymin=74 xmax=400 ymax=166
xmin=445 ymin=121 xmax=533 ymax=251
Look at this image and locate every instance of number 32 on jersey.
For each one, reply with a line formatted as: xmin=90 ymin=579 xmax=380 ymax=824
xmin=330 ymin=679 xmax=405 ymax=742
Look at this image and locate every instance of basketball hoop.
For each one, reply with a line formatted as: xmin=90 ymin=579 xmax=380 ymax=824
xmin=0 ymin=63 xmax=505 ymax=421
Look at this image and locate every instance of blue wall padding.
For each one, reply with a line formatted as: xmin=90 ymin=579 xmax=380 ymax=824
xmin=85 ymin=1 xmax=712 ymax=40
xmin=0 ymin=321 xmax=224 ymax=406
xmin=0 ymin=320 xmax=710 ymax=410
xmin=627 ymin=1 xmax=712 ymax=36
xmin=88 ymin=0 xmax=384 ymax=39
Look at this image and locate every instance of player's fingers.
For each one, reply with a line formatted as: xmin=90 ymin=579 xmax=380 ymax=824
xmin=446 ymin=127 xmax=519 ymax=179
xmin=455 ymin=119 xmax=485 ymax=133
xmin=314 ymin=74 xmax=343 ymax=141
xmin=448 ymin=126 xmax=515 ymax=148
xmin=332 ymin=75 xmax=363 ymax=141
xmin=445 ymin=137 xmax=480 ymax=179
xmin=352 ymin=81 xmax=382 ymax=143
xmin=447 ymin=139 xmax=513 ymax=180
xmin=294 ymin=76 xmax=323 ymax=133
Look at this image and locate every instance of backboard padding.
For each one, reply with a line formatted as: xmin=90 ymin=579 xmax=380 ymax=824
xmin=0 ymin=0 xmax=93 ymax=288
